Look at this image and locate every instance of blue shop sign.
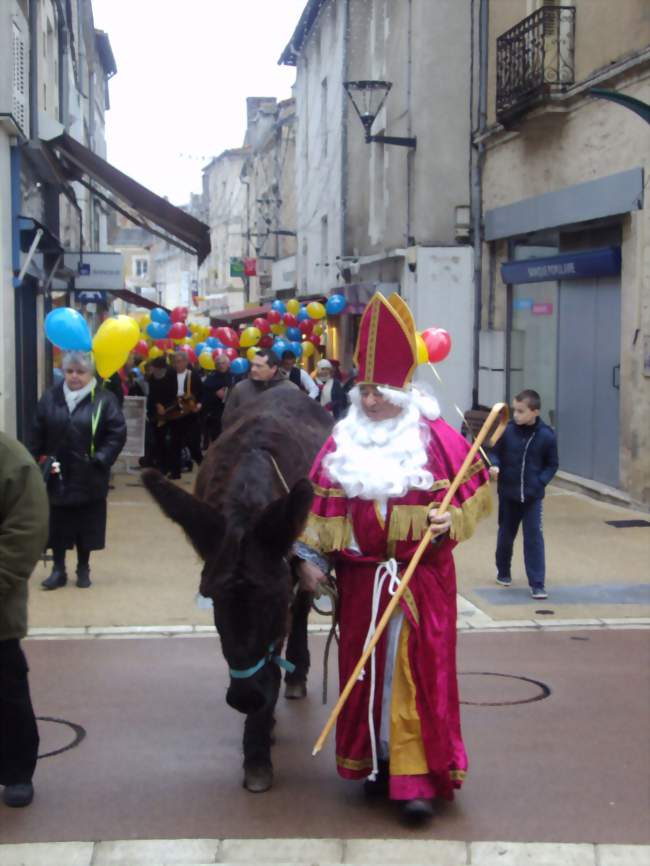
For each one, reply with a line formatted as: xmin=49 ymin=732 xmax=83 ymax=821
xmin=501 ymin=246 xmax=621 ymax=285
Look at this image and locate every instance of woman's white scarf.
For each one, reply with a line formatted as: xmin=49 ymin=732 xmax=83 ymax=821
xmin=63 ymin=378 xmax=96 ymax=414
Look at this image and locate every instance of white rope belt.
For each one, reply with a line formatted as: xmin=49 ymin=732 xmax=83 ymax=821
xmin=358 ymin=558 xmax=401 ymax=781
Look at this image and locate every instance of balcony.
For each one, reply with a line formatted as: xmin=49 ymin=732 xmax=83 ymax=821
xmin=496 ymin=5 xmax=576 ymax=125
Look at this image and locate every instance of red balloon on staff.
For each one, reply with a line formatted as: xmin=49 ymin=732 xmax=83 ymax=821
xmin=421 ymin=328 xmax=452 ymax=363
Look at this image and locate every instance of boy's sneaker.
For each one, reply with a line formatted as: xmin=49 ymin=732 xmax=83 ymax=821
xmin=530 ymin=586 xmax=548 ymax=600
xmin=496 ymin=574 xmax=512 ymax=586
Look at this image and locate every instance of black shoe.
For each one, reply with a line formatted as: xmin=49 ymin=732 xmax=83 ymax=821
xmin=41 ymin=567 xmax=67 ymax=590
xmin=496 ymin=574 xmax=512 ymax=586
xmin=363 ymin=760 xmax=389 ymax=798
xmin=530 ymin=586 xmax=548 ymax=599
xmin=401 ymin=797 xmax=434 ymax=821
xmin=3 ymin=783 xmax=34 ymax=807
xmin=76 ymin=565 xmax=91 ymax=588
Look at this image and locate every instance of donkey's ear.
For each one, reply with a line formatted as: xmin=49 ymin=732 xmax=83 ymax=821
xmin=254 ymin=478 xmax=314 ymax=555
xmin=141 ymin=469 xmax=223 ymax=561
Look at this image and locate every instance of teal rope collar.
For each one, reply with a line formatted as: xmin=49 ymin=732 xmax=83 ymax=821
xmin=229 ymin=644 xmax=296 ymax=680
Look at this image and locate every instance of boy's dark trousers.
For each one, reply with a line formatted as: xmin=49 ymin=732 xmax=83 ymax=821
xmin=0 ymin=640 xmax=39 ymax=785
xmin=496 ymin=496 xmax=546 ymax=588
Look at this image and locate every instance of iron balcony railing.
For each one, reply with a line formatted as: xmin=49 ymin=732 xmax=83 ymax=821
xmin=496 ymin=5 xmax=576 ymax=123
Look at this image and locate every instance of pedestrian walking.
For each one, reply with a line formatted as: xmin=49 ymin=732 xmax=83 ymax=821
xmin=280 ymin=349 xmax=319 ymax=398
xmin=294 ymin=292 xmax=491 ymax=821
xmin=0 ymin=431 xmax=49 ymax=807
xmin=222 ymin=348 xmax=298 ymax=427
xmin=315 ymin=359 xmax=348 ymax=420
xmin=201 ymin=354 xmax=233 ymax=444
xmin=166 ymin=350 xmax=204 ymax=479
xmin=490 ymin=389 xmax=559 ymax=599
xmin=29 ymin=351 xmax=126 ymax=590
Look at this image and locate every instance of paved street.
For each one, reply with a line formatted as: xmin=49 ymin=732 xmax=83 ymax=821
xmin=2 ymin=470 xmax=649 ymax=865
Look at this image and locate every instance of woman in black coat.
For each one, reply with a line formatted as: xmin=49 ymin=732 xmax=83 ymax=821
xmin=30 ymin=351 xmax=126 ymax=590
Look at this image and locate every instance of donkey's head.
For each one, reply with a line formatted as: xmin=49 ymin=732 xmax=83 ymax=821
xmin=141 ymin=468 xmax=313 ymax=714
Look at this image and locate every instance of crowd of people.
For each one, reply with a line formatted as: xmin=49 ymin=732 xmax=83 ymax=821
xmin=0 ymin=297 xmax=558 ymax=815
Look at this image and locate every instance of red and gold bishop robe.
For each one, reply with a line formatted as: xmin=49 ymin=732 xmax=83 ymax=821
xmin=300 ymin=416 xmax=492 ymax=801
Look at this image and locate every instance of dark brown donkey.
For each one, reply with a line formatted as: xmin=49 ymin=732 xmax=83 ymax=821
xmin=142 ymin=387 xmax=332 ymax=792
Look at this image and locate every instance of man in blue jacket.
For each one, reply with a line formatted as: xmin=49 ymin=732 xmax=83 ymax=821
xmin=489 ymin=390 xmax=559 ymax=599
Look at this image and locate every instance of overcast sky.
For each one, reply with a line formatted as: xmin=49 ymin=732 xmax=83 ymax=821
xmin=92 ymin=0 xmax=306 ymax=205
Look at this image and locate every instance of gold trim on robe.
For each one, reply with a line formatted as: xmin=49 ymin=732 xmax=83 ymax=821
xmin=389 ymin=617 xmax=429 ymax=776
xmin=449 ymin=482 xmax=493 ymax=542
xmin=299 ymin=513 xmax=352 ymax=553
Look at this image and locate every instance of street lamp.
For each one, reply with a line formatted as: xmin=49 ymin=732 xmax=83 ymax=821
xmin=343 ymin=80 xmax=416 ymax=148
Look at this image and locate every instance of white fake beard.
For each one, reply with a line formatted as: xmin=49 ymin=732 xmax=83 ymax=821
xmin=324 ymin=387 xmax=438 ymax=503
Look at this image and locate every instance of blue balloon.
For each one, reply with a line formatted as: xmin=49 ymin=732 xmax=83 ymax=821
xmin=230 ymin=357 xmax=250 ymax=375
xmin=290 ymin=341 xmax=303 ymax=358
xmin=326 ymin=294 xmax=347 ymax=316
xmin=151 ymin=307 xmax=170 ymax=324
xmin=271 ymin=300 xmax=286 ymax=315
xmin=285 ymin=327 xmax=301 ymax=341
xmin=272 ymin=338 xmax=290 ymax=357
xmin=205 ymin=336 xmax=219 ymax=348
xmin=146 ymin=321 xmax=171 ymax=339
xmin=45 ymin=307 xmax=92 ymax=351
xmin=194 ymin=341 xmax=206 ymax=355
xmin=296 ymin=306 xmax=310 ymax=322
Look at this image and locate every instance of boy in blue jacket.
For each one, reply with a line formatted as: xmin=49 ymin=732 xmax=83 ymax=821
xmin=490 ymin=390 xmax=559 ymax=599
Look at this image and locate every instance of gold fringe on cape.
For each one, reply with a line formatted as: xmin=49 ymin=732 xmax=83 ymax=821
xmin=299 ymin=513 xmax=352 ymax=554
xmin=449 ymin=482 xmax=493 ymax=542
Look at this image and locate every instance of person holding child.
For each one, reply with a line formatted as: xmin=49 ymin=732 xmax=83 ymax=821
xmin=489 ymin=389 xmax=559 ymax=600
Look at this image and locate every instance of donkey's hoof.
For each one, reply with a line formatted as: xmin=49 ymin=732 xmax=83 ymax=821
xmin=284 ymin=680 xmax=307 ymax=700
xmin=243 ymin=765 xmax=274 ymax=793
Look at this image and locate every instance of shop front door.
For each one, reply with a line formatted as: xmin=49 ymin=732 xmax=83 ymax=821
xmin=557 ymin=276 xmax=620 ymax=487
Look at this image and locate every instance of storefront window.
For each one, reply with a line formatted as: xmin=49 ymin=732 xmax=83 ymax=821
xmin=509 ymin=245 xmax=558 ymax=427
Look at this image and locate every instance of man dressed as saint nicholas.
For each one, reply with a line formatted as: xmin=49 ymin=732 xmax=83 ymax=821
xmin=295 ymin=292 xmax=492 ymax=822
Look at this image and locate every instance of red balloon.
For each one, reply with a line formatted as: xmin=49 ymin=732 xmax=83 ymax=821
xmin=253 ymin=317 xmax=271 ymax=334
xmin=134 ymin=340 xmax=149 ymax=358
xmin=168 ymin=322 xmax=187 ymax=340
xmin=283 ymin=313 xmax=298 ymax=328
xmin=154 ymin=339 xmax=173 ymax=350
xmin=179 ymin=344 xmax=197 ymax=364
xmin=421 ymin=328 xmax=452 ymax=363
xmin=212 ymin=348 xmax=227 ymax=360
xmin=224 ymin=347 xmax=239 ymax=361
xmin=267 ymin=310 xmax=281 ymax=325
xmin=258 ymin=334 xmax=274 ymax=348
xmin=298 ymin=319 xmax=314 ymax=335
xmin=170 ymin=306 xmax=188 ymax=323
xmin=215 ymin=327 xmax=239 ymax=348
xmin=307 ymin=334 xmax=321 ymax=346
xmin=209 ymin=327 xmax=220 ymax=338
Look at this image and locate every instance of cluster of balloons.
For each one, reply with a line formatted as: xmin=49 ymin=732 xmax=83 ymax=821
xmin=45 ymin=293 xmax=368 ymax=380
xmin=45 ymin=308 xmax=140 ymax=379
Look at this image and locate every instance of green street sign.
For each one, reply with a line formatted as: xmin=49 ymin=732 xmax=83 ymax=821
xmin=230 ymin=257 xmax=244 ymax=277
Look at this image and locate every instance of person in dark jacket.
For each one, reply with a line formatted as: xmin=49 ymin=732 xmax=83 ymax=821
xmin=201 ymin=354 xmax=233 ymax=444
xmin=222 ymin=348 xmax=298 ymax=428
xmin=315 ymin=359 xmax=348 ymax=420
xmin=165 ymin=350 xmax=204 ymax=479
xmin=489 ymin=389 xmax=559 ymax=599
xmin=146 ymin=356 xmax=176 ymax=473
xmin=0 ymin=432 xmax=49 ymax=807
xmin=29 ymin=351 xmax=126 ymax=590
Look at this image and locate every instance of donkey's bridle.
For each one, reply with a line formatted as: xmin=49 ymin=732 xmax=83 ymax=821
xmin=229 ymin=643 xmax=295 ymax=680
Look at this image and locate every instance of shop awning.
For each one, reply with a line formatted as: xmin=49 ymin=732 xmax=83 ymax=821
xmin=38 ymin=133 xmax=211 ymax=264
xmin=110 ymin=289 xmax=168 ymax=311
xmin=210 ymin=304 xmax=271 ymax=326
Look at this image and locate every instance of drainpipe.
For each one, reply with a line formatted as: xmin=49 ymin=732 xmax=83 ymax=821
xmin=340 ymin=0 xmax=349 ymax=266
xmin=29 ymin=0 xmax=38 ymax=139
xmin=406 ymin=0 xmax=413 ymax=257
xmin=471 ymin=0 xmax=488 ymax=405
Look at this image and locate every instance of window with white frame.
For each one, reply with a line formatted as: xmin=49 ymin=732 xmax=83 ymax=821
xmin=133 ymin=257 xmax=149 ymax=278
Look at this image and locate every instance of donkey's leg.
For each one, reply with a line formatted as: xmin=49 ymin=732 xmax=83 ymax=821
xmin=284 ymin=588 xmax=312 ymax=699
xmin=242 ymin=666 xmax=280 ymax=793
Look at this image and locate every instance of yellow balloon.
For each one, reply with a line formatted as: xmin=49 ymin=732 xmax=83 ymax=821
xmin=313 ymin=325 xmax=323 ymax=336
xmin=240 ymin=326 xmax=261 ymax=348
xmin=246 ymin=346 xmax=260 ymax=362
xmin=301 ymin=340 xmax=315 ymax=358
xmin=307 ymin=301 xmax=326 ymax=320
xmin=415 ymin=333 xmax=429 ymax=365
xmin=286 ymin=298 xmax=300 ymax=315
xmin=148 ymin=345 xmax=164 ymax=360
xmin=270 ymin=323 xmax=286 ymax=335
xmin=92 ymin=315 xmax=140 ymax=378
xmin=140 ymin=314 xmax=151 ymax=330
xmin=198 ymin=351 xmax=215 ymax=371
xmin=189 ymin=322 xmax=201 ymax=335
